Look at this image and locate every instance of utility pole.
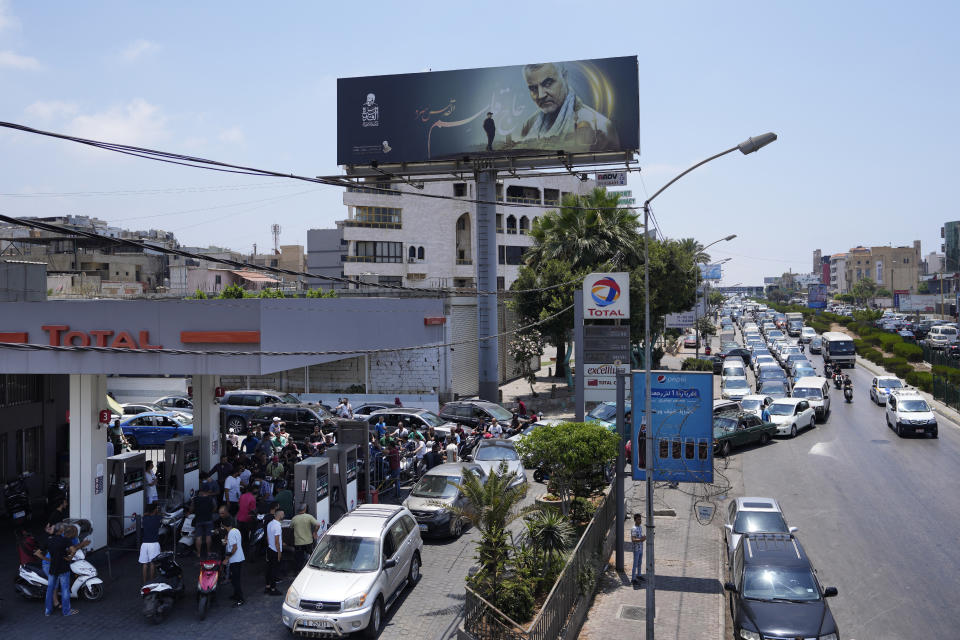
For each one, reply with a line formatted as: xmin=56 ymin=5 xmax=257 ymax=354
xmin=475 ymin=164 xmax=499 ymax=402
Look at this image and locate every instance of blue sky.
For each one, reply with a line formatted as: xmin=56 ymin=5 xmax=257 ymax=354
xmin=1 ymin=1 xmax=956 ymax=286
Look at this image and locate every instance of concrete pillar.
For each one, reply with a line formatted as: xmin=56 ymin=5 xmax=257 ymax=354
xmin=192 ymin=375 xmax=221 ymax=471
xmin=69 ymin=374 xmax=108 ymax=550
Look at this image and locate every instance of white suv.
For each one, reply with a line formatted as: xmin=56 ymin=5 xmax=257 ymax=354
xmin=926 ymin=325 xmax=958 ymax=350
xmin=282 ymin=504 xmax=424 ymax=637
xmin=885 ymin=391 xmax=938 ymax=438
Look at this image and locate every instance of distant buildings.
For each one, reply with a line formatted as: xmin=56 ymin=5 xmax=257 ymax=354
xmin=812 ymin=241 xmax=922 ymax=294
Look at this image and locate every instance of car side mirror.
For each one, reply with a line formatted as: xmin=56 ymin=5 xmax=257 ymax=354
xmin=823 ymin=586 xmax=838 ymax=597
xmin=788 ymin=526 xmax=798 ymax=533
xmin=724 ymin=524 xmax=733 ymax=533
xmin=723 ymin=581 xmax=736 ymax=592
xmin=383 ymin=558 xmax=397 ymax=569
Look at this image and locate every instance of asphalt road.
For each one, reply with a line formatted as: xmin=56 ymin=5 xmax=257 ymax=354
xmin=728 ymin=350 xmax=960 ymax=639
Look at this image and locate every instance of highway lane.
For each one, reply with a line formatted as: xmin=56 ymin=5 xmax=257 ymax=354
xmin=732 ymin=352 xmax=960 ymax=639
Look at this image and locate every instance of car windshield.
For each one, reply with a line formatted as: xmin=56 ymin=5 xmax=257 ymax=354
xmin=713 ymin=417 xmax=737 ymax=434
xmin=827 ymin=340 xmax=855 ymax=354
xmin=724 ymin=368 xmax=746 ymax=377
xmin=768 ymin=404 xmax=795 ymax=416
xmin=741 ymin=399 xmax=761 ymax=410
xmin=411 ymin=475 xmax=460 ymax=499
xmin=793 ymin=387 xmax=822 ymax=399
xmin=733 ymin=510 xmax=788 ymax=534
xmin=280 ymin=393 xmax=300 ymax=404
xmin=811 ymin=338 xmax=822 ymax=346
xmin=900 ymin=399 xmax=930 ymax=412
xmin=484 ymin=405 xmax=514 ymax=421
xmin=587 ymin=404 xmax=617 ymax=422
xmin=878 ymin=379 xmax=903 ymax=389
xmin=308 ymin=535 xmax=380 ymax=572
xmin=741 ymin=566 xmax=821 ymax=602
xmin=761 ymin=382 xmax=787 ymax=393
xmin=417 ymin=411 xmax=445 ymax=427
xmin=474 ymin=444 xmax=519 ymax=461
xmin=725 ymin=379 xmax=749 ymax=389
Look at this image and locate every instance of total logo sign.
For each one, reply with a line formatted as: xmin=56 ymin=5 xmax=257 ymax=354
xmin=583 ymin=272 xmax=630 ymax=318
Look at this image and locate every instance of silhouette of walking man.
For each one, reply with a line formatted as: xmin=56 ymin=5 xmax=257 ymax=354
xmin=483 ymin=112 xmax=496 ymax=151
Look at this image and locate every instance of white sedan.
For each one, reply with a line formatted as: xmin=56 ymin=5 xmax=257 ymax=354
xmin=767 ymin=398 xmax=816 ymax=438
xmin=800 ymin=327 xmax=817 ymax=343
xmin=721 ymin=377 xmax=752 ymax=401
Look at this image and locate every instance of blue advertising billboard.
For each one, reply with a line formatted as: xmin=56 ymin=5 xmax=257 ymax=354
xmin=631 ymin=371 xmax=713 ymax=483
xmin=808 ymin=283 xmax=828 ymax=309
xmin=700 ymin=263 xmax=723 ymax=280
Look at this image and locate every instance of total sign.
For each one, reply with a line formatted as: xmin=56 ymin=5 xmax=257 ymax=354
xmin=583 ymin=273 xmax=630 ymax=318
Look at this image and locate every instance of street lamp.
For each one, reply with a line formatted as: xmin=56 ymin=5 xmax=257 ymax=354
xmin=639 ymin=132 xmax=776 ymax=640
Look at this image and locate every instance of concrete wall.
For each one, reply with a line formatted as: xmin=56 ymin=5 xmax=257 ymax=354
xmin=0 ymin=375 xmax=70 ymax=489
xmin=0 ymin=260 xmax=47 ymax=302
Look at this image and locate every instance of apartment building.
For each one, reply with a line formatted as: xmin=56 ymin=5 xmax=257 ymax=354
xmin=843 ymin=242 xmax=921 ymax=293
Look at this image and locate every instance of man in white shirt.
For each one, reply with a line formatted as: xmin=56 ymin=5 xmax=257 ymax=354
xmin=337 ymin=398 xmax=354 ymax=419
xmin=144 ymin=460 xmax=159 ymax=505
xmin=412 ymin=436 xmax=426 ymax=477
xmin=222 ymin=516 xmax=246 ymax=606
xmin=265 ymin=508 xmax=284 ymax=595
xmin=445 ymin=436 xmax=458 ymax=463
xmin=224 ymin=468 xmax=242 ymax=516
xmin=488 ymin=418 xmax=504 ymax=438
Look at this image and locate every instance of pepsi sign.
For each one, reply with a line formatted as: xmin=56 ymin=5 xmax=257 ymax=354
xmin=583 ymin=272 xmax=630 ymax=318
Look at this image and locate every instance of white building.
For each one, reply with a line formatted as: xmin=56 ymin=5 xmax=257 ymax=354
xmin=308 ymin=174 xmax=594 ymax=290
xmin=829 ymin=253 xmax=848 ymax=294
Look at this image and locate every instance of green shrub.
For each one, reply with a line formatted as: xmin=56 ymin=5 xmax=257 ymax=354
xmin=569 ymin=496 xmax=598 ymax=523
xmin=864 ymin=334 xmax=882 ymax=348
xmin=892 ymin=342 xmax=923 ymax=362
xmin=494 ymin=577 xmax=536 ymax=622
xmin=932 ymin=364 xmax=960 ymax=386
xmin=863 ymin=348 xmax=885 ymax=365
xmin=681 ymin=358 xmax=714 ymax=371
xmin=905 ymin=371 xmax=933 ymax=393
xmin=852 ymin=339 xmax=867 ymax=352
xmin=877 ymin=333 xmax=903 ymax=353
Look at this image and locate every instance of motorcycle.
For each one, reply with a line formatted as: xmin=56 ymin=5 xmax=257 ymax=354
xmin=249 ymin=513 xmax=268 ymax=561
xmin=159 ymin=493 xmax=185 ymax=549
xmin=4 ymin=473 xmax=33 ymax=523
xmin=141 ymin=551 xmax=184 ymax=624
xmin=833 ymin=373 xmax=844 ymax=389
xmin=196 ymin=552 xmax=220 ymax=620
xmin=176 ymin=513 xmax=195 ymax=557
xmin=844 ymin=385 xmax=853 ymax=402
xmin=15 ymin=519 xmax=104 ymax=602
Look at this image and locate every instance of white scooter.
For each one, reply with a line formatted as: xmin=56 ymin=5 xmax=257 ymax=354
xmin=176 ymin=513 xmax=195 ymax=557
xmin=15 ymin=519 xmax=104 ymax=602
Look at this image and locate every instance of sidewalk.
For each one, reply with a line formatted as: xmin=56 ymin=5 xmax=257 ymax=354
xmin=579 ymin=480 xmax=726 ymax=640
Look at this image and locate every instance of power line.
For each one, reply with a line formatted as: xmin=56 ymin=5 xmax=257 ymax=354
xmin=0 ymin=303 xmax=574 ymax=358
xmin=0 ymin=180 xmax=295 ymax=198
xmin=0 ymin=213 xmax=581 ymax=296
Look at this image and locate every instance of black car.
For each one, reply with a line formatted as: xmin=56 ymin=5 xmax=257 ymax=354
xmin=725 ymin=533 xmax=839 ymax=640
xmin=218 ymin=389 xmax=301 ymax=433
xmin=438 ymin=400 xmax=514 ymax=430
xmin=721 ymin=347 xmax=752 ymax=367
xmin=248 ymin=403 xmax=336 ymax=440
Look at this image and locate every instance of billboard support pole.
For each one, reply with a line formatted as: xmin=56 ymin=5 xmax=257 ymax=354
xmin=615 ymin=371 xmax=625 ymax=571
xmin=642 ymin=204 xmax=656 ymax=639
xmin=574 ymin=289 xmax=584 ymax=421
xmin=476 ymin=166 xmax=499 ymax=402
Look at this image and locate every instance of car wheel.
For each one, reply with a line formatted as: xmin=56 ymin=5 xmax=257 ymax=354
xmin=759 ymin=433 xmax=771 ymax=445
xmin=226 ymin=416 xmax=246 ymax=432
xmin=408 ymin=552 xmax=421 ymax=585
xmin=790 ymin=425 xmax=797 ymax=438
xmin=895 ymin=422 xmax=902 ymax=438
xmin=931 ymin=431 xmax=939 ymax=439
xmin=126 ymin=435 xmax=139 ymax=450
xmin=364 ymin=598 xmax=384 ymax=639
xmin=450 ymin=517 xmax=463 ymax=538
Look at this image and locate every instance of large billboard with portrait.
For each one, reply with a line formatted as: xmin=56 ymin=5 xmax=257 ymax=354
xmin=337 ymin=56 xmax=639 ymax=166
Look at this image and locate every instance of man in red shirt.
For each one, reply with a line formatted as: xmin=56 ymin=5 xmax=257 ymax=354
xmin=386 ymin=441 xmax=401 ymax=500
xmin=236 ymin=484 xmax=257 ymax=553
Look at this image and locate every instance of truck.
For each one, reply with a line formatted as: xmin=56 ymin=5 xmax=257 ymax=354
xmin=821 ymin=331 xmax=856 ymax=368
xmin=785 ymin=312 xmax=804 ymax=323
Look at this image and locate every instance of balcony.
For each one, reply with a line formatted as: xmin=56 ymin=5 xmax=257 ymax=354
xmin=342 ymin=255 xmax=403 ymax=264
xmin=342 ymin=220 xmax=402 ymax=229
xmin=456 ymin=258 xmax=473 ymax=265
xmin=506 ymin=196 xmax=542 ymax=205
xmin=346 ymin=185 xmax=401 ymax=196
xmin=543 ymin=198 xmax=560 ymax=207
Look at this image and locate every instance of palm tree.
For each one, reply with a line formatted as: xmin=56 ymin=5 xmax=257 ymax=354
xmin=523 ymin=509 xmax=575 ymax=578
xmin=525 ymin=187 xmax=643 ymax=271
xmin=677 ymin=237 xmax=710 ymax=265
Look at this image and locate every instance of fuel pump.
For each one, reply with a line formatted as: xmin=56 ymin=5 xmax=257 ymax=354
xmin=294 ymin=457 xmax=330 ymax=534
xmin=163 ymin=435 xmax=201 ymax=502
xmin=325 ymin=444 xmax=359 ymax=523
xmin=106 ymin=451 xmax=145 ymax=540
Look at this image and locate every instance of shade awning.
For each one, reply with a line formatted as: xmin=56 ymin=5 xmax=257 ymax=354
xmin=231 ymin=270 xmax=279 ymax=284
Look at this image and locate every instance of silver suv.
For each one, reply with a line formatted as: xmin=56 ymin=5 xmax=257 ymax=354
xmin=282 ymin=504 xmax=423 ymax=637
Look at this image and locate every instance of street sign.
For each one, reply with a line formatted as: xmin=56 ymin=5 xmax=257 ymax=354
xmin=596 ymin=171 xmax=627 ymax=187
xmin=631 ymin=370 xmax=713 ymax=483
xmin=665 ymin=310 xmax=697 ymax=329
xmin=584 ymin=363 xmax=631 ymax=401
xmin=583 ymin=272 xmax=630 ymax=318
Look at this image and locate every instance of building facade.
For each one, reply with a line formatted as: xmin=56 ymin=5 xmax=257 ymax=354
xmin=308 ymin=174 xmax=593 ymax=290
xmin=843 ymin=242 xmax=921 ymax=293
xmin=942 ymin=221 xmax=960 ymax=273
xmin=829 ymin=254 xmax=848 ymax=293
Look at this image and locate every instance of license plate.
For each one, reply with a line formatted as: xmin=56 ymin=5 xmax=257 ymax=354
xmin=13 ymin=511 xmax=25 ymax=519
xmin=418 ymin=524 xmax=428 ymax=532
xmin=916 ymin=428 xmax=924 ymax=433
xmin=301 ymin=620 xmax=331 ymax=629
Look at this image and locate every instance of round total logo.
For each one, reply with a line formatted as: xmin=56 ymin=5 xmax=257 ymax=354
xmin=591 ymin=277 xmax=621 ymax=307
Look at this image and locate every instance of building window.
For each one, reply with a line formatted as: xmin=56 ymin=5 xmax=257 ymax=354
xmin=0 ymin=375 xmax=43 ymax=408
xmin=409 ymin=246 xmax=417 ymax=260
xmin=904 ymin=257 xmax=910 ymax=263
xmin=496 ymin=214 xmax=504 ymax=233
xmin=497 ymin=276 xmax=505 ymax=290
xmin=506 ymin=185 xmax=541 ymax=204
xmin=519 ymin=216 xmax=529 ymax=235
xmin=506 ymin=215 xmax=517 ymax=234
xmin=495 ymin=183 xmax=504 ymax=201
xmin=346 ymin=181 xmax=400 ymax=196
xmin=407 ymin=273 xmax=426 ymax=281
xmin=378 ymin=276 xmax=402 ymax=286
xmin=453 ymin=183 xmax=467 ymax=197
xmin=270 ymin=260 xmax=278 ymax=267
xmin=16 ymin=426 xmax=40 ymax=475
xmin=350 ymin=206 xmax=402 ymax=229
xmin=352 ymin=241 xmax=403 ymax=263
xmin=498 ymin=246 xmax=505 ymax=265
xmin=544 ymin=188 xmax=560 ymax=206
xmin=417 ymin=246 xmax=425 ymax=260
xmin=214 ymin=274 xmax=222 ymax=286
xmin=504 ymin=245 xmax=526 ymax=265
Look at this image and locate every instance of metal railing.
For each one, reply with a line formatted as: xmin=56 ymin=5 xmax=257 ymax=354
xmin=923 ymin=343 xmax=959 ymax=369
xmin=346 ymin=185 xmax=401 ymax=196
xmin=506 ymin=196 xmax=542 ymax=205
xmin=464 ymin=487 xmax=616 ymax=640
xmin=932 ymin=376 xmax=960 ymax=411
xmin=456 ymin=258 xmax=473 ymax=265
xmin=342 ymin=220 xmax=402 ymax=229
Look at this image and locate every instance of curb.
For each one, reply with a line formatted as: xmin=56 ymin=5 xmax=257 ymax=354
xmin=856 ymin=355 xmax=960 ymax=432
xmin=718 ymin=537 xmax=726 ymax=640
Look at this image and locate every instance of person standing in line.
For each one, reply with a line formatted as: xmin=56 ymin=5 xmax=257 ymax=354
xmin=488 ymin=418 xmax=503 ymax=439
xmin=483 ymin=112 xmax=496 ymax=151
xmin=760 ymin=400 xmax=771 ymax=423
xmin=386 ymin=441 xmax=401 ymax=499
xmin=144 ymin=460 xmax=159 ymax=506
xmin=291 ymin=503 xmax=321 ymax=568
xmin=265 ymin=508 xmax=284 ymax=595
xmin=44 ymin=526 xmax=77 ymax=617
xmin=630 ymin=513 xmax=647 ymax=586
xmin=191 ymin=484 xmax=216 ymax=557
xmin=445 ymin=436 xmax=458 ymax=463
xmin=224 ymin=466 xmax=242 ymax=516
xmin=236 ymin=483 xmax=257 ymax=553
xmin=222 ymin=516 xmax=245 ymax=607
xmin=140 ymin=501 xmax=162 ymax=585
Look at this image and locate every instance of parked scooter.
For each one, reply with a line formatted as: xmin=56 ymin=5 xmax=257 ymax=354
xmin=176 ymin=513 xmax=195 ymax=557
xmin=4 ymin=473 xmax=33 ymax=523
xmin=14 ymin=519 xmax=104 ymax=602
xmin=196 ymin=552 xmax=220 ymax=620
xmin=159 ymin=493 xmax=185 ymax=549
xmin=141 ymin=551 xmax=184 ymax=624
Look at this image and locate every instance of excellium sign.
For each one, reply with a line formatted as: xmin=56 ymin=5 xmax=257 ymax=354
xmin=583 ymin=272 xmax=630 ymax=318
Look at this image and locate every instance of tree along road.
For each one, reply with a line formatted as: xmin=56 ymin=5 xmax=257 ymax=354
xmin=728 ymin=353 xmax=960 ymax=639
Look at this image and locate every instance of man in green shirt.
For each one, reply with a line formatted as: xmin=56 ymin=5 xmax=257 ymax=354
xmin=274 ymin=486 xmax=295 ymax=520
xmin=291 ymin=503 xmax=321 ymax=567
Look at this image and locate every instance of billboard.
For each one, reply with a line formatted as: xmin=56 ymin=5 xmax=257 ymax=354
xmin=337 ymin=56 xmax=640 ymax=166
xmin=631 ymin=371 xmax=713 ymax=483
xmin=595 ymin=171 xmax=627 ymax=187
xmin=808 ymin=283 xmax=828 ymax=309
xmin=700 ymin=263 xmax=723 ymax=280
xmin=583 ymin=272 xmax=630 ymax=318
xmin=584 ymin=363 xmax=631 ymax=402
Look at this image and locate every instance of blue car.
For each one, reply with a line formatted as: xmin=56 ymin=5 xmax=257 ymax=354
xmin=586 ymin=402 xmax=631 ymax=431
xmin=119 ymin=411 xmax=193 ymax=448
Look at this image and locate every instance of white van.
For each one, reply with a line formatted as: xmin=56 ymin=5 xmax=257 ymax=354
xmin=821 ymin=331 xmax=856 ymax=368
xmin=926 ymin=325 xmax=959 ymax=350
xmin=791 ymin=376 xmax=831 ymax=422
